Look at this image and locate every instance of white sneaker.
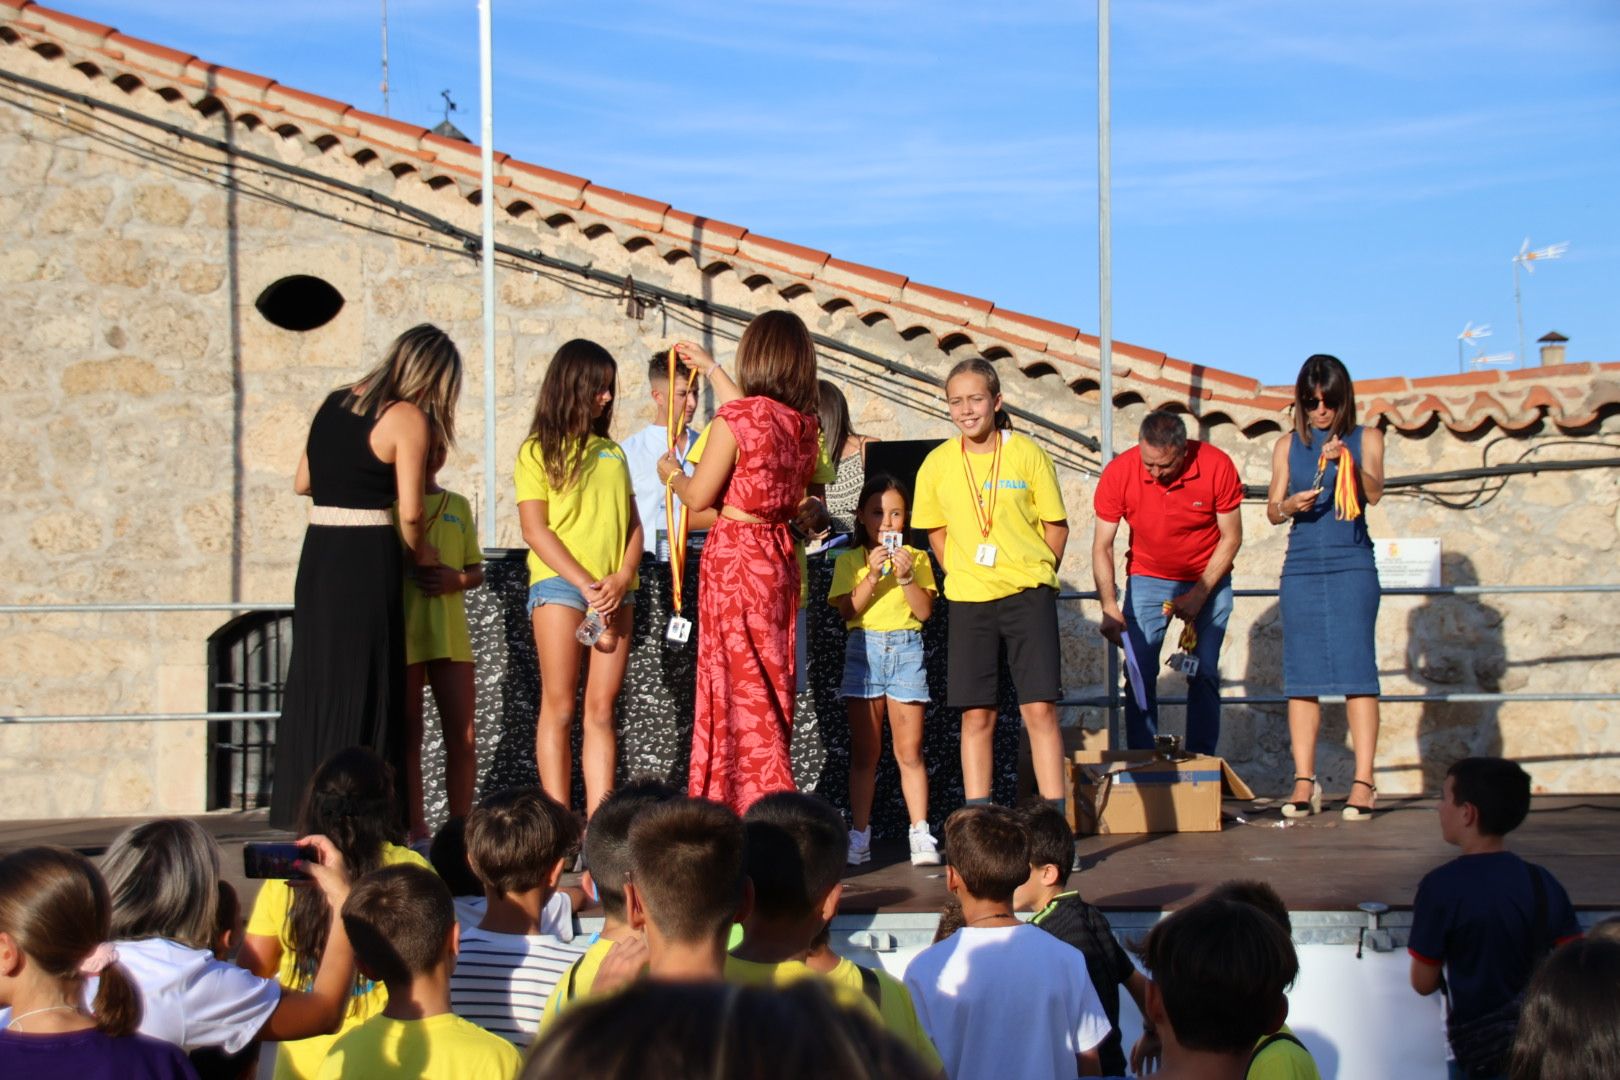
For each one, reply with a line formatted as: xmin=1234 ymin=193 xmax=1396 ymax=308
xmin=908 ymin=822 xmax=942 ymax=866
xmin=847 ymin=827 xmax=871 ymax=866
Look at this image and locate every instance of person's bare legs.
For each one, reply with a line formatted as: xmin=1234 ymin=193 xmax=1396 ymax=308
xmin=534 ymin=604 xmax=585 ymax=810
xmin=404 ymin=662 xmax=430 ymax=841
xmin=1021 ymin=700 xmax=1066 ymax=801
xmin=888 ymin=698 xmax=929 ymax=825
xmin=426 ymin=659 xmax=477 ymax=821
xmin=846 ymin=697 xmax=885 ymax=833
xmin=960 ymin=707 xmax=997 ymax=800
xmin=1345 ymin=695 xmax=1380 ymax=809
xmin=1287 ymin=697 xmax=1321 ymax=805
xmin=580 ymin=604 xmax=633 ymax=819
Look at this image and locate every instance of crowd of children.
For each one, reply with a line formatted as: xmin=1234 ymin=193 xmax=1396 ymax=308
xmin=0 ymin=751 xmax=1612 ymax=1079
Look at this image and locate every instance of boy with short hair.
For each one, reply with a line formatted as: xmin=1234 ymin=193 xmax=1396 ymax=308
xmin=1014 ymin=806 xmax=1151 ymax=1079
xmin=319 ymin=865 xmax=518 ymax=1079
xmin=539 ymin=777 xmax=680 ymax=1024
xmin=430 ymin=815 xmax=581 ymax=941
xmin=449 ymin=788 xmax=589 ymax=1044
xmin=620 ymin=352 xmax=716 ymax=557
xmin=1203 ymin=880 xmax=1321 ymax=1080
xmin=1131 ymin=896 xmax=1300 ymax=1080
xmin=904 ymin=805 xmax=1108 ymax=1080
xmin=622 ymin=798 xmax=750 ymax=980
xmin=1409 ymin=757 xmax=1580 ymax=1079
xmin=732 ymin=792 xmax=941 ymax=1073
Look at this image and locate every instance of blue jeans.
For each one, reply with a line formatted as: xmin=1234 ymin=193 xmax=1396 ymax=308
xmin=1122 ymin=574 xmax=1232 ymax=755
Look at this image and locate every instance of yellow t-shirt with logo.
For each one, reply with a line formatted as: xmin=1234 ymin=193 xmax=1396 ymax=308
xmin=316 ymin=1012 xmax=520 ymax=1079
xmin=910 ymin=431 xmax=1066 ymax=603
xmin=724 ymin=955 xmax=942 ymax=1072
xmin=513 ymin=435 xmax=639 ymax=590
xmin=396 ymin=490 xmax=482 ymax=665
xmin=245 ymin=844 xmax=433 ymax=1080
xmin=688 ymin=423 xmax=836 ymax=608
xmin=828 ymin=545 xmax=937 ymax=631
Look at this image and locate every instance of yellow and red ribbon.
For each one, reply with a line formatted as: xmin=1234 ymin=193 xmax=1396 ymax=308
xmin=1318 ymin=447 xmax=1363 ymax=522
xmin=1161 ymin=601 xmax=1198 ymax=652
xmin=664 ymin=347 xmax=700 ymax=612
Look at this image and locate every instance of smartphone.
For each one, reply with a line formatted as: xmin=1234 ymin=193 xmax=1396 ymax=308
xmin=243 ymin=841 xmax=315 ymax=880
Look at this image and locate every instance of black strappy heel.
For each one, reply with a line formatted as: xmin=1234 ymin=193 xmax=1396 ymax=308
xmin=1281 ymin=776 xmax=1321 ymax=819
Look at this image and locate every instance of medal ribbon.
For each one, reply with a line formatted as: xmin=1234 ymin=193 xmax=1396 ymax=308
xmin=959 ymin=435 xmax=1002 ymax=540
xmin=1161 ymin=601 xmax=1198 ymax=652
xmin=664 ymin=348 xmax=701 ymax=612
xmin=1317 ymin=447 xmax=1363 ymax=522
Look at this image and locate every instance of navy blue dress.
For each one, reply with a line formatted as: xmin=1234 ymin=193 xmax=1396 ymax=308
xmin=1280 ymin=426 xmax=1380 ymax=697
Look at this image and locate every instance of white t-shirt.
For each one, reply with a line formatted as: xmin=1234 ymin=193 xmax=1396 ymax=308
xmin=903 ymin=923 xmax=1109 ymax=1080
xmin=448 ymin=925 xmax=590 ymax=1044
xmin=106 ymin=937 xmax=282 ymax=1054
xmin=620 ymin=422 xmax=698 ymax=555
xmin=452 ymin=892 xmax=576 ymax=943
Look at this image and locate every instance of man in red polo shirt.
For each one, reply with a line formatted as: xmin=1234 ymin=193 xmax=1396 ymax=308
xmin=1092 ymin=411 xmax=1243 ymax=753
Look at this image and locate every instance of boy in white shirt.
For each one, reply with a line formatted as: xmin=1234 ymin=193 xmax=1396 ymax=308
xmin=620 ymin=351 xmax=716 ymax=557
xmin=447 ymin=788 xmax=587 ymax=1044
xmin=903 ymin=805 xmax=1108 ymax=1080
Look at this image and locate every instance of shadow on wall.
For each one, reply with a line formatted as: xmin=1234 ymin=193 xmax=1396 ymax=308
xmin=1410 ymin=554 xmax=1504 ymax=793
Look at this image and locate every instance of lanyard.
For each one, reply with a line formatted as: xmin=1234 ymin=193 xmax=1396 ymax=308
xmin=665 ymin=348 xmax=701 ymax=611
xmin=959 ymin=434 xmax=1001 ymax=539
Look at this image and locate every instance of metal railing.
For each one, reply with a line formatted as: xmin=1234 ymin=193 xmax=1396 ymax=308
xmin=3 ymin=584 xmax=1620 ymax=728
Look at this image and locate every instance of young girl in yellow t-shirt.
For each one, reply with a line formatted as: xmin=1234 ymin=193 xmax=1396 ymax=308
xmin=829 ymin=475 xmax=939 ymax=867
xmin=910 ymin=358 xmax=1070 ymax=813
xmin=398 ymin=439 xmax=483 ymax=844
xmin=515 ymin=339 xmax=642 ymax=819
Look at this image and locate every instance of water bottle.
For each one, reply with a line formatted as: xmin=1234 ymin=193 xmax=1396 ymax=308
xmin=575 ymin=609 xmax=605 ymax=647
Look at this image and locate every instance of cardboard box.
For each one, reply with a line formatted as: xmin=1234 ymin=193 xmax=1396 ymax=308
xmin=1068 ymin=750 xmax=1254 ymax=835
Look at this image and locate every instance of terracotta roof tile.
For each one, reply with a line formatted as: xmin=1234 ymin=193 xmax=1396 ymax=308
xmin=9 ymin=1 xmax=1620 ymax=437
xmin=737 ymin=234 xmax=830 ymax=277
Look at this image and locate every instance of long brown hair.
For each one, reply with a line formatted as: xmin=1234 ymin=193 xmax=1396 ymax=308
xmin=527 ymin=339 xmax=618 ymax=491
xmin=0 ymin=846 xmax=142 ymax=1037
xmin=737 ymin=311 xmax=818 ymax=415
xmin=817 ymin=380 xmax=853 ymax=460
xmin=349 ymin=323 xmax=464 ymax=447
xmin=1292 ymin=353 xmax=1358 ymax=443
xmin=288 ymin=748 xmax=399 ymax=996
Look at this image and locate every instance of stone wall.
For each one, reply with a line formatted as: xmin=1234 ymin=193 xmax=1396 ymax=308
xmin=1 ymin=46 xmax=1616 ymax=819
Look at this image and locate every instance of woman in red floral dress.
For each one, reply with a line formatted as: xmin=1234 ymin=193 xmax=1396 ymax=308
xmin=658 ymin=312 xmax=821 ymax=812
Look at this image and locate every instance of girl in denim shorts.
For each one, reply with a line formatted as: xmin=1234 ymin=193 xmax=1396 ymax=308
xmin=828 ymin=475 xmax=940 ymax=866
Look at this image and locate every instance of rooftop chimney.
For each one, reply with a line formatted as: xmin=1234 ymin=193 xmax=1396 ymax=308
xmin=1538 ymin=331 xmax=1569 ymax=367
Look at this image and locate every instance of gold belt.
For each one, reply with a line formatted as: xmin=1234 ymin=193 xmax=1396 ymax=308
xmin=309 ymin=506 xmax=393 ymax=527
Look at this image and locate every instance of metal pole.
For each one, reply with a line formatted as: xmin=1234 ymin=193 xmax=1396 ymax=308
xmin=478 ymin=0 xmax=498 ymax=549
xmin=1513 ymin=257 xmax=1525 ymax=370
xmin=1098 ymin=0 xmax=1119 ymax=747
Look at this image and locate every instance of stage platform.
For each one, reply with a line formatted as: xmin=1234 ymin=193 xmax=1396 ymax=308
xmin=4 ymin=794 xmax=1618 ymax=921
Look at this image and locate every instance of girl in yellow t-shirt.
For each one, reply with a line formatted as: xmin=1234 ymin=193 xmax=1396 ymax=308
xmin=397 ymin=439 xmax=483 ymax=844
xmin=238 ymin=748 xmax=432 ymax=1080
xmin=910 ymin=357 xmax=1070 ymax=813
xmin=515 ymin=339 xmax=643 ymax=819
xmin=829 ymin=475 xmax=940 ymax=867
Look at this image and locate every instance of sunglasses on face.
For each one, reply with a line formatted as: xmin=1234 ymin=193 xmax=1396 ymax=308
xmin=1304 ymin=395 xmax=1341 ymax=411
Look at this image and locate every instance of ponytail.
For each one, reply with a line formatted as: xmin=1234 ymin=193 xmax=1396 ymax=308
xmin=946 ymin=357 xmax=1012 ymax=431
xmin=90 ymin=960 xmax=142 ymax=1037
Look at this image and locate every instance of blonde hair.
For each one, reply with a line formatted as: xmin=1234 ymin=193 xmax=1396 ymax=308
xmin=102 ymin=818 xmax=221 ymax=951
xmin=349 ymin=323 xmax=464 ymax=448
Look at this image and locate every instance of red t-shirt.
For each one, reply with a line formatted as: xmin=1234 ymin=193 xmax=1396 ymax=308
xmin=1093 ymin=441 xmax=1243 ymax=581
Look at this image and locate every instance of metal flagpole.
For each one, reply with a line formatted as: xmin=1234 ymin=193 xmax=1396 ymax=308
xmin=1098 ymin=0 xmax=1119 ymax=747
xmin=478 ymin=0 xmax=498 ymax=549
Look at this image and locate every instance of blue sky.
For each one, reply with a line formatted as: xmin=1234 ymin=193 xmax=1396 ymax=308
xmin=59 ymin=0 xmax=1620 ymax=385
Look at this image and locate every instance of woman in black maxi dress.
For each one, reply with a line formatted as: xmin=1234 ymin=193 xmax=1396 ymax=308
xmin=270 ymin=325 xmax=463 ymax=827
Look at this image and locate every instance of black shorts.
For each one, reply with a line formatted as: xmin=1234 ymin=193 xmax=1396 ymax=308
xmin=946 ymin=584 xmax=1061 ymax=709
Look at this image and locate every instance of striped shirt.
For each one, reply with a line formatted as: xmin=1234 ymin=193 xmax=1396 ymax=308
xmin=449 ymin=927 xmax=589 ymax=1045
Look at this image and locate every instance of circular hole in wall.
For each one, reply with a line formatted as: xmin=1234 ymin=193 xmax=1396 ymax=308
xmin=254 ymin=275 xmax=345 ymax=332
